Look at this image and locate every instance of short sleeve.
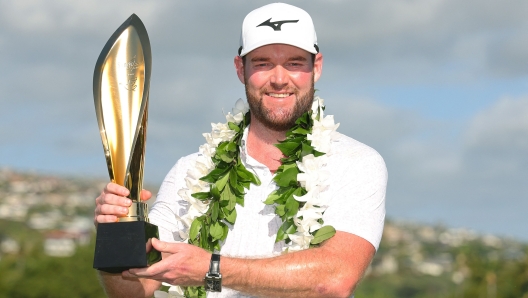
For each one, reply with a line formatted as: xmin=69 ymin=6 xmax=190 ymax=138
xmin=322 ymin=134 xmax=387 ymax=250
xmin=149 ymin=153 xmax=198 ymax=243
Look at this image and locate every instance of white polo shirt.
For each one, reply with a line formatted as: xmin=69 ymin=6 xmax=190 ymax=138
xmin=149 ymin=129 xmax=387 ymax=297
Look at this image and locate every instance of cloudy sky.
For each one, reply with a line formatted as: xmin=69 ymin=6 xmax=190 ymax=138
xmin=0 ymin=0 xmax=527 ymax=240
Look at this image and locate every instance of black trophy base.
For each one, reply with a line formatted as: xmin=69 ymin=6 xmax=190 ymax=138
xmin=93 ymin=221 xmax=162 ymax=273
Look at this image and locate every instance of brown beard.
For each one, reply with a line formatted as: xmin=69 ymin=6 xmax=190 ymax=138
xmin=245 ymin=77 xmax=314 ymax=132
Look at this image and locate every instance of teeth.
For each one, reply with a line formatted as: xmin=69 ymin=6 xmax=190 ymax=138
xmin=268 ymin=93 xmax=290 ymax=98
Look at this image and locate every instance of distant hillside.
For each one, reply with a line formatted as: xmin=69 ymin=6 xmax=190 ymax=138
xmin=357 ymin=219 xmax=528 ymax=297
xmin=0 ymin=168 xmax=527 ymax=297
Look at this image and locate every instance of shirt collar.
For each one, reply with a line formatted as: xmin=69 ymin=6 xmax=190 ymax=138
xmin=240 ymin=125 xmax=269 ymax=170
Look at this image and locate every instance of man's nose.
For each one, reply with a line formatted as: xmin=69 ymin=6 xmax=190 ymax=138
xmin=270 ymin=66 xmax=288 ymax=89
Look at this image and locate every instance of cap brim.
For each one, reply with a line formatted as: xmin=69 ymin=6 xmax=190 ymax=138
xmin=240 ymin=39 xmax=318 ymax=56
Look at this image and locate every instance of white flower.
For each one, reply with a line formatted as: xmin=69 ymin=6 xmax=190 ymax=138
xmin=293 ymin=188 xmax=328 ymax=235
xmin=154 ymin=284 xmax=185 ymax=298
xmin=287 ymin=232 xmax=313 ymax=251
xmin=307 ymin=96 xmax=339 ymax=154
xmin=226 ymin=112 xmax=244 ymax=124
xmin=294 ymin=189 xmax=329 ymax=209
xmin=177 ymin=228 xmax=188 ymax=241
xmin=308 ymin=115 xmax=339 ymax=154
xmin=226 ymin=99 xmax=249 ymax=124
xmin=186 ymin=166 xmax=206 ymax=181
xmin=233 ymin=98 xmax=249 ymax=115
xmin=297 ymin=209 xmax=324 ymax=232
xmin=311 ymin=96 xmax=325 ymax=118
xmin=198 ymin=143 xmax=216 ymax=160
xmin=154 ymin=291 xmax=168 ymax=298
xmin=177 ymin=203 xmax=207 ymax=239
xmin=168 ymin=286 xmax=185 ymax=298
xmin=195 ymin=156 xmax=214 ymax=176
xmin=176 ymin=187 xmax=210 ymax=237
xmin=178 ymin=189 xmax=209 ymax=215
xmin=183 ymin=176 xmax=209 ymax=193
xmin=296 ymin=154 xmax=329 ymax=192
xmin=204 ymin=123 xmax=236 ymax=147
xmin=297 ymin=154 xmax=323 ymax=172
xmin=293 ymin=211 xmax=321 ymax=234
xmin=289 ymin=110 xmax=335 ymax=249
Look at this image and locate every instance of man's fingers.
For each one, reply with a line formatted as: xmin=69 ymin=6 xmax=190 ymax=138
xmin=140 ymin=189 xmax=152 ymax=201
xmin=95 ymin=214 xmax=119 ymax=224
xmin=146 ymin=238 xmax=154 ymax=253
xmin=94 ymin=195 xmax=130 ymax=226
xmin=125 ymin=270 xmax=150 ymax=279
xmin=97 ymin=193 xmax=132 ymax=208
xmin=97 ymin=203 xmax=130 ymax=217
xmin=127 ymin=262 xmax=162 ymax=278
xmin=104 ymin=182 xmax=130 ymax=196
xmin=151 ymin=238 xmax=174 ymax=253
xmin=93 ymin=183 xmax=132 ymax=228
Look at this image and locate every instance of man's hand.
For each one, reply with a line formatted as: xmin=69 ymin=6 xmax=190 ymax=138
xmin=94 ymin=183 xmax=161 ymax=298
xmin=94 ymin=182 xmax=152 ymax=226
xmin=123 ymin=238 xmax=211 ymax=287
xmin=123 ymin=232 xmax=373 ymax=298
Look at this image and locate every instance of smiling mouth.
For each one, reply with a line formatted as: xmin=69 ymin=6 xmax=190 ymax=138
xmin=267 ymin=92 xmax=293 ymax=98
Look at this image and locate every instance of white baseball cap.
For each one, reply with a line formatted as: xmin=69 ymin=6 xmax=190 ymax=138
xmin=238 ymin=3 xmax=319 ymax=56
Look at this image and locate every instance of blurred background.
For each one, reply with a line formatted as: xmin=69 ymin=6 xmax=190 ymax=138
xmin=0 ymin=0 xmax=526 ymax=297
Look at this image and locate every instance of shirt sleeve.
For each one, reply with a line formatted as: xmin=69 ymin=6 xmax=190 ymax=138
xmin=322 ymin=137 xmax=387 ymax=250
xmin=149 ymin=153 xmax=198 ymax=243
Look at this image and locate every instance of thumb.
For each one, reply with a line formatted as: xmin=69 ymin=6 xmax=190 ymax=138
xmin=140 ymin=189 xmax=152 ymax=201
xmin=151 ymin=237 xmax=173 ymax=253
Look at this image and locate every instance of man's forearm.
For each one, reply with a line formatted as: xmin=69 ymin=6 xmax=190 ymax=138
xmin=98 ymin=271 xmax=160 ymax=298
xmin=222 ymin=231 xmax=375 ymax=298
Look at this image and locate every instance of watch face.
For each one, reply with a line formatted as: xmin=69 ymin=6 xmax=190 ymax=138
xmin=206 ymin=279 xmax=222 ymax=292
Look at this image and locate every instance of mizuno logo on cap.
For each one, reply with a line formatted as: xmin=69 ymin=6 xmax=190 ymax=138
xmin=257 ymin=18 xmax=299 ymax=31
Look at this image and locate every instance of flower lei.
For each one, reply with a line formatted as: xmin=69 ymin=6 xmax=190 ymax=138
xmin=156 ymin=96 xmax=340 ymax=298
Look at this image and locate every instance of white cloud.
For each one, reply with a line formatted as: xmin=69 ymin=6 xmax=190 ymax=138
xmin=466 ymin=96 xmax=528 ymax=151
xmin=462 ymin=96 xmax=528 ymax=182
xmin=308 ymin=0 xmax=528 ymax=81
xmin=0 ymin=0 xmax=164 ymax=34
xmin=327 ymin=97 xmax=423 ymax=145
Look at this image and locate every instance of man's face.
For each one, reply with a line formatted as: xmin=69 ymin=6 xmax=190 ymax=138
xmin=235 ymin=44 xmax=323 ymax=131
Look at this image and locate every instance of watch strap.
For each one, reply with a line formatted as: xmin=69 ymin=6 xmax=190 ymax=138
xmin=209 ymin=253 xmax=220 ymax=275
xmin=205 ymin=253 xmax=222 ymax=292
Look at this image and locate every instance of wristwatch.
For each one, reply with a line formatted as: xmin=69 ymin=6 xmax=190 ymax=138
xmin=204 ymin=253 xmax=222 ymax=292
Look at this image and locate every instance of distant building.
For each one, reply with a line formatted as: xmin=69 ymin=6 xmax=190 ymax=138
xmin=44 ymin=231 xmax=76 ymax=257
xmin=28 ymin=211 xmax=62 ymax=230
xmin=0 ymin=237 xmax=20 ymax=254
xmin=0 ymin=203 xmax=28 ymax=221
xmin=375 ymin=255 xmax=399 ymax=275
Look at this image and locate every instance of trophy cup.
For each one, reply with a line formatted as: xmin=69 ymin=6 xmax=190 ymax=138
xmin=92 ymin=14 xmax=161 ymax=273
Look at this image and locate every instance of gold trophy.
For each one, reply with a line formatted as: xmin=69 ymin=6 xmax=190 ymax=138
xmin=92 ymin=14 xmax=161 ymax=273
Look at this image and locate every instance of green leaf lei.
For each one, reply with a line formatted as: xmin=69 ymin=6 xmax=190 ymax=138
xmin=262 ymin=107 xmax=336 ymax=248
xmin=179 ymin=98 xmax=337 ymax=297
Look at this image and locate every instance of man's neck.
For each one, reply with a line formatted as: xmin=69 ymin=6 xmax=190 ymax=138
xmin=246 ymin=116 xmax=287 ymax=173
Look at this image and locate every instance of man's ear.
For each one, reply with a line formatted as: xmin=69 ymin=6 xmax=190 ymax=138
xmin=313 ymin=53 xmax=323 ymax=83
xmin=234 ymin=56 xmax=245 ymax=84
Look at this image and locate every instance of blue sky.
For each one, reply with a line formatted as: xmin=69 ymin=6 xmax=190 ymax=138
xmin=0 ymin=0 xmax=527 ymax=240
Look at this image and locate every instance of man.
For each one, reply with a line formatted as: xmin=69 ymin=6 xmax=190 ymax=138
xmin=95 ymin=3 xmax=387 ymax=297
